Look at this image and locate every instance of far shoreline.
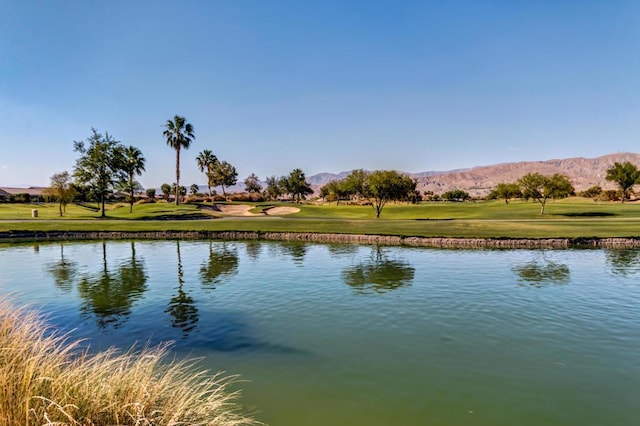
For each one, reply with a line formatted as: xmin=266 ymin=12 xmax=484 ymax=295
xmin=3 ymin=230 xmax=640 ymax=249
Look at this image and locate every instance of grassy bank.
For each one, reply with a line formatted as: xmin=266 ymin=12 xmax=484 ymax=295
xmin=2 ymin=199 xmax=640 ymax=239
xmin=0 ymin=301 xmax=256 ymax=426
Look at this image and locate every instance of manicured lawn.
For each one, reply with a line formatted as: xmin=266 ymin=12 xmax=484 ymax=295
xmin=2 ymin=199 xmax=640 ymax=239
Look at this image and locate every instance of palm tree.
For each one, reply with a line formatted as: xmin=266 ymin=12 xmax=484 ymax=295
xmin=163 ymin=115 xmax=195 ymax=205
xmin=195 ymin=149 xmax=218 ymax=197
xmin=121 ymin=145 xmax=146 ymax=213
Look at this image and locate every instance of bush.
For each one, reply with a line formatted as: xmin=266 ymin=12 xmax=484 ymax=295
xmin=10 ymin=193 xmax=31 ymax=203
xmin=228 ymin=192 xmax=265 ymax=202
xmin=596 ymin=190 xmax=621 ymax=202
xmin=579 ymin=185 xmax=603 ymax=199
xmin=0 ymin=301 xmax=256 ymax=426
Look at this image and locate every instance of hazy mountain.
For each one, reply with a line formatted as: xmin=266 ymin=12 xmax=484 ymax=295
xmin=307 ymin=153 xmax=640 ymax=197
xmin=160 ymin=153 xmax=640 ymax=197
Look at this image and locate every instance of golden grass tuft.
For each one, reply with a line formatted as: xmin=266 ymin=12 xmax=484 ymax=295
xmin=0 ymin=301 xmax=258 ymax=426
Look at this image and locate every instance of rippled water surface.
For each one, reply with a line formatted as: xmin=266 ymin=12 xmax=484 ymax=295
xmin=1 ymin=240 xmax=640 ymax=425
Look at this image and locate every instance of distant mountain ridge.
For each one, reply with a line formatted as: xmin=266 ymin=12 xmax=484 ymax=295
xmin=308 ymin=153 xmax=640 ymax=197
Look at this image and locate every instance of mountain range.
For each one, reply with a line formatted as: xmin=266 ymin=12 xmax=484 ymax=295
xmin=307 ymin=152 xmax=640 ymax=197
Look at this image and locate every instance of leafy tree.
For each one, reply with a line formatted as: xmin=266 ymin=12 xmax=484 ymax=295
xmin=190 ymin=183 xmax=200 ymax=196
xmin=209 ymin=160 xmax=238 ymax=199
xmin=489 ymin=182 xmax=522 ymax=204
xmin=196 ymin=149 xmax=218 ymax=197
xmin=44 ymin=171 xmax=76 ymax=216
xmin=265 ymin=176 xmax=283 ymax=200
xmin=579 ymin=185 xmax=603 ymax=199
xmin=244 ymin=173 xmax=263 ymax=193
xmin=160 ymin=183 xmax=172 ymax=200
xmin=363 ymin=170 xmax=416 ymax=218
xmin=342 ymin=169 xmax=367 ymax=199
xmin=441 ymin=189 xmax=471 ymax=202
xmin=163 ymin=115 xmax=195 ymax=205
xmin=281 ymin=168 xmax=313 ymax=203
xmin=605 ymin=161 xmax=640 ymax=203
xmin=73 ymin=128 xmax=124 ymax=217
xmin=120 ymin=145 xmax=146 ymax=213
xmin=145 ymin=188 xmax=156 ymax=199
xmin=320 ymin=180 xmax=348 ymax=203
xmin=518 ymin=172 xmax=574 ymax=215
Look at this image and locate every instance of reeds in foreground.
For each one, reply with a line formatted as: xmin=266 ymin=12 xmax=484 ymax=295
xmin=0 ymin=301 xmax=258 ymax=425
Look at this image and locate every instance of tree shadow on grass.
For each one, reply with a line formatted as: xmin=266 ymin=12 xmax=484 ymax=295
xmin=558 ymin=212 xmax=616 ymax=217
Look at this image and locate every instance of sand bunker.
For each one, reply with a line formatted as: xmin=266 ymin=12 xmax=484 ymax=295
xmin=265 ymin=206 xmax=300 ymax=215
xmin=213 ymin=204 xmax=300 ymax=216
xmin=214 ymin=205 xmax=259 ymax=216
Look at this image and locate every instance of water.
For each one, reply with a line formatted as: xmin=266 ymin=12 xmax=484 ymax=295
xmin=1 ymin=240 xmax=639 ymax=426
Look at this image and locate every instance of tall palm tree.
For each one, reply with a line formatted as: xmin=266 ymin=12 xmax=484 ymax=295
xmin=163 ymin=115 xmax=195 ymax=205
xmin=195 ymin=149 xmax=218 ymax=197
xmin=121 ymin=145 xmax=146 ymax=213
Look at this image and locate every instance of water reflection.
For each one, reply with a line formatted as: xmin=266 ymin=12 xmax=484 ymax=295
xmin=327 ymin=244 xmax=359 ymax=256
xmin=276 ymin=242 xmax=308 ymax=265
xmin=199 ymin=242 xmax=239 ymax=288
xmin=166 ymin=241 xmax=199 ymax=336
xmin=46 ymin=243 xmax=77 ymax=292
xmin=342 ymin=247 xmax=415 ymax=294
xmin=244 ymin=241 xmax=262 ymax=261
xmin=77 ymin=241 xmax=147 ymax=328
xmin=513 ymin=256 xmax=570 ymax=287
xmin=606 ymin=249 xmax=640 ymax=276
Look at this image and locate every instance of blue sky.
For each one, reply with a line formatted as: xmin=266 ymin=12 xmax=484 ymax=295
xmin=1 ymin=0 xmax=639 ymax=188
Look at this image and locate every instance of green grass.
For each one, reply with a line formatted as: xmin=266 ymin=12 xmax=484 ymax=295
xmin=2 ymin=199 xmax=640 ymax=239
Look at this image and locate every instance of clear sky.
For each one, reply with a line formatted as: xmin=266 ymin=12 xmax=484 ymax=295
xmin=1 ymin=0 xmax=639 ymax=188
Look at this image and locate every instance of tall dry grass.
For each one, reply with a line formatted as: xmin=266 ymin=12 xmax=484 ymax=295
xmin=0 ymin=300 xmax=258 ymax=425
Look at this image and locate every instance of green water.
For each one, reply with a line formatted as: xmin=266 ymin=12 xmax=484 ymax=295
xmin=1 ymin=240 xmax=639 ymax=425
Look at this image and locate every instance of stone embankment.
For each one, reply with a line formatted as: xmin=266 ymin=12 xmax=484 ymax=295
xmin=2 ymin=230 xmax=640 ymax=249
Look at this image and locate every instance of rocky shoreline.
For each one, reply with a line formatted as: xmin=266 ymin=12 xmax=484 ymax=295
xmin=2 ymin=230 xmax=640 ymax=249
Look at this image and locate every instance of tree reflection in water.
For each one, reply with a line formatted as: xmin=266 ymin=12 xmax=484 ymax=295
xmin=342 ymin=247 xmax=415 ymax=294
xmin=513 ymin=256 xmax=570 ymax=287
xmin=47 ymin=242 xmax=77 ymax=292
xmin=166 ymin=241 xmax=199 ymax=336
xmin=77 ymin=241 xmax=147 ymax=328
xmin=277 ymin=242 xmax=308 ymax=265
xmin=244 ymin=240 xmax=262 ymax=261
xmin=605 ymin=249 xmax=640 ymax=276
xmin=199 ymin=242 xmax=239 ymax=289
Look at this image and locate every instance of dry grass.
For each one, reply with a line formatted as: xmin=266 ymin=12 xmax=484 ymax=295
xmin=0 ymin=301 xmax=258 ymax=426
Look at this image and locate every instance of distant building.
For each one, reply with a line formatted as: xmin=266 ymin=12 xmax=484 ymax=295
xmin=0 ymin=187 xmax=48 ymax=202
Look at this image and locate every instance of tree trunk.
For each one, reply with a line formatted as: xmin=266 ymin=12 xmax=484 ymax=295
xmin=58 ymin=201 xmax=63 ymax=217
xmin=175 ymin=147 xmax=181 ymax=205
xmin=129 ymin=176 xmax=134 ymax=213
xmin=101 ymin=193 xmax=106 ymax=217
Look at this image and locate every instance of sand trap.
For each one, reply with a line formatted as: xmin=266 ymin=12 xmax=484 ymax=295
xmin=265 ymin=206 xmax=300 ymax=215
xmin=208 ymin=204 xmax=300 ymax=217
xmin=214 ymin=204 xmax=260 ymax=216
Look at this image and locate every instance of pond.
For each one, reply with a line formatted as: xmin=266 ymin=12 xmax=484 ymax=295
xmin=1 ymin=240 xmax=639 ymax=426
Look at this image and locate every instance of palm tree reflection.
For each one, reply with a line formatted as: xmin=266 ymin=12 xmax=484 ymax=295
xmin=605 ymin=249 xmax=640 ymax=276
xmin=47 ymin=242 xmax=77 ymax=292
xmin=342 ymin=247 xmax=415 ymax=294
xmin=199 ymin=242 xmax=239 ymax=289
xmin=244 ymin=241 xmax=262 ymax=261
xmin=78 ymin=241 xmax=147 ymax=328
xmin=166 ymin=241 xmax=199 ymax=336
xmin=278 ymin=242 xmax=308 ymax=265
